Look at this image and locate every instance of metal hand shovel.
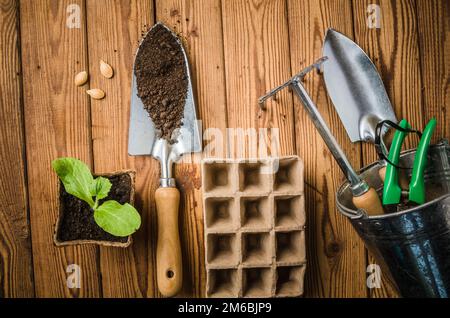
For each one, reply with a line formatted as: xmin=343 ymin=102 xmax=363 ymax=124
xmin=322 ymin=29 xmax=397 ymax=150
xmin=323 ymin=29 xmax=436 ymax=206
xmin=128 ymin=22 xmax=202 ymax=297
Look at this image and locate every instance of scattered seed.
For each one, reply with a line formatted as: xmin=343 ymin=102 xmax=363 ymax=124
xmin=100 ymin=59 xmax=114 ymax=78
xmin=86 ymin=88 xmax=105 ymax=99
xmin=74 ymin=71 xmax=88 ymax=86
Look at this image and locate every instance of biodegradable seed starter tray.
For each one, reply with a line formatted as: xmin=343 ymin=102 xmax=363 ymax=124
xmin=202 ymin=156 xmax=306 ymax=298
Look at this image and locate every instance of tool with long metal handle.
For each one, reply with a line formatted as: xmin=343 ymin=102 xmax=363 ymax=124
xmin=259 ymin=58 xmax=383 ymax=215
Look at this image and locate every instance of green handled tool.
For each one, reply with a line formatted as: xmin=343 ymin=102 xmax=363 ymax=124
xmin=382 ymin=118 xmax=437 ymax=205
xmin=409 ymin=119 xmax=437 ymax=204
xmin=382 ymin=119 xmax=410 ymax=205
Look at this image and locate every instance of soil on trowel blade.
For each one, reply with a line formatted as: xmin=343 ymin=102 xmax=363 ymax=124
xmin=57 ymin=174 xmax=132 ymax=243
xmin=134 ymin=23 xmax=188 ymax=141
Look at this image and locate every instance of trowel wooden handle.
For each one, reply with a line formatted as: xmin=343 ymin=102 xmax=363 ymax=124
xmin=352 ymin=187 xmax=384 ymax=216
xmin=155 ymin=187 xmax=182 ymax=297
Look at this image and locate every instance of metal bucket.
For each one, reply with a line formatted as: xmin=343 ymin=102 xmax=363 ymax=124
xmin=336 ymin=141 xmax=450 ymax=298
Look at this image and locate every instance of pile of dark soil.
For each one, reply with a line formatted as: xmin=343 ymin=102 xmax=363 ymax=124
xmin=134 ymin=23 xmax=188 ymax=140
xmin=57 ymin=174 xmax=132 ymax=243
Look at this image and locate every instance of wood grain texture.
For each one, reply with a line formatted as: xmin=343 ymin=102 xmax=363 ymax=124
xmin=156 ymin=0 xmax=228 ymax=297
xmin=353 ymin=0 xmax=424 ymax=156
xmin=416 ymin=0 xmax=450 ymax=141
xmin=85 ymin=0 xmax=155 ymax=298
xmin=221 ymin=0 xmax=296 ymax=158
xmin=2 ymin=0 xmax=447 ymax=298
xmin=20 ymin=0 xmax=101 ymax=297
xmin=0 ymin=0 xmax=34 ymax=297
xmin=352 ymin=0 xmax=424 ymax=298
xmin=287 ymin=0 xmax=368 ymax=297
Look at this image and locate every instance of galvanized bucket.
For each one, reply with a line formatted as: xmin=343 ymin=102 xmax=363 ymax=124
xmin=336 ymin=141 xmax=450 ymax=298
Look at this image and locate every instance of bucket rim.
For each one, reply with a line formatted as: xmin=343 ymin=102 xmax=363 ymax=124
xmin=336 ymin=141 xmax=450 ymax=219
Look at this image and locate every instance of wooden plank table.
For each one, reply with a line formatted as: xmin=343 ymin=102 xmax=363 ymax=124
xmin=0 ymin=0 xmax=449 ymax=298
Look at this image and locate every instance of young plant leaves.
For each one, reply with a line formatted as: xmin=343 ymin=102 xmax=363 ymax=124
xmin=91 ymin=176 xmax=112 ymax=200
xmin=52 ymin=157 xmax=141 ymax=237
xmin=94 ymin=201 xmax=141 ymax=237
xmin=52 ymin=157 xmax=95 ymax=207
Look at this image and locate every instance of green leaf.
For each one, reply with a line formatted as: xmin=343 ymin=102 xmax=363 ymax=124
xmin=52 ymin=157 xmax=95 ymax=207
xmin=94 ymin=201 xmax=141 ymax=237
xmin=91 ymin=176 xmax=112 ymax=200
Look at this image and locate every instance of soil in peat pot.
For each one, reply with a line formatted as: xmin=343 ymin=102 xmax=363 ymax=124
xmin=56 ymin=173 xmax=132 ymax=243
xmin=134 ymin=23 xmax=188 ymax=141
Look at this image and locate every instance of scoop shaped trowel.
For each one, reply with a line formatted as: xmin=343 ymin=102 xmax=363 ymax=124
xmin=323 ymin=28 xmax=397 ymax=144
xmin=128 ymin=22 xmax=202 ymax=297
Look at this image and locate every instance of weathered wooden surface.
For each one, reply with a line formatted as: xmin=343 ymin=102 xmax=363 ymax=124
xmin=0 ymin=0 xmax=448 ymax=297
xmin=0 ymin=0 xmax=34 ymax=297
xmin=287 ymin=0 xmax=368 ymax=298
xmin=19 ymin=0 xmax=101 ymax=297
xmin=222 ymin=0 xmax=296 ymax=158
xmin=86 ymin=0 xmax=154 ymax=298
xmin=416 ymin=0 xmax=450 ymax=142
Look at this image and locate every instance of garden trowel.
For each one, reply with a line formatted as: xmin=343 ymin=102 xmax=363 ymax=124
xmin=323 ymin=29 xmax=397 ymax=147
xmin=323 ymin=29 xmax=436 ymax=206
xmin=128 ymin=22 xmax=202 ymax=297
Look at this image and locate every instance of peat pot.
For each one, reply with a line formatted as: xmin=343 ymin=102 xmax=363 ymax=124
xmin=337 ymin=141 xmax=450 ymax=298
xmin=54 ymin=170 xmax=136 ymax=248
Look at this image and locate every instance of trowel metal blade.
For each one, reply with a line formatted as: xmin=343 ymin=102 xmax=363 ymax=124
xmin=128 ymin=72 xmax=155 ymax=155
xmin=323 ymin=28 xmax=397 ymax=143
xmin=128 ymin=22 xmax=201 ymax=157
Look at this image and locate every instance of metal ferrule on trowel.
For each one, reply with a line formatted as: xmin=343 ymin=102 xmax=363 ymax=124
xmin=152 ymin=115 xmax=201 ymax=188
xmin=152 ymin=139 xmax=177 ymax=188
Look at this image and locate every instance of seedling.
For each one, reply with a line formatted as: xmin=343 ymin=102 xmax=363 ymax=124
xmin=52 ymin=157 xmax=141 ymax=237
